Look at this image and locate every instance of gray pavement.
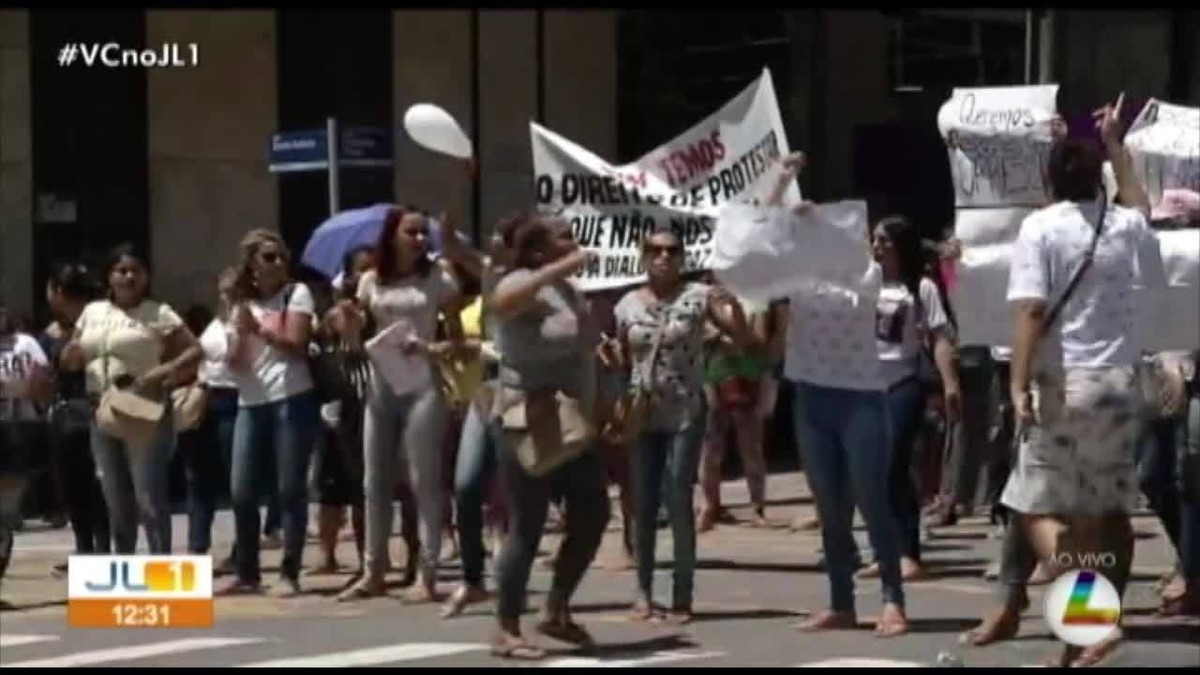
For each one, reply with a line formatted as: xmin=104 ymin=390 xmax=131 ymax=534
xmin=2 ymin=472 xmax=1198 ymax=667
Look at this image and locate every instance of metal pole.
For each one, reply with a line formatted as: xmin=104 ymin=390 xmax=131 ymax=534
xmin=327 ymin=117 xmax=340 ymax=217
xmin=1024 ymin=9 xmax=1034 ymax=84
xmin=1037 ymin=10 xmax=1055 ymax=84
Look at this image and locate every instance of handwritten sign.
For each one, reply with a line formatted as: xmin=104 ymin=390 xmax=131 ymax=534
xmin=1125 ymin=99 xmax=1200 ymax=210
xmin=531 ymin=68 xmax=800 ymax=292
xmin=937 ymin=85 xmax=1059 ymax=208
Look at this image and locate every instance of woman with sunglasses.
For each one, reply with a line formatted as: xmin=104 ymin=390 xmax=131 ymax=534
xmin=217 ymin=231 xmax=320 ymax=598
xmin=854 ymin=215 xmax=960 ymax=583
xmin=613 ymin=230 xmax=750 ymax=623
xmin=337 ymin=207 xmax=464 ymax=604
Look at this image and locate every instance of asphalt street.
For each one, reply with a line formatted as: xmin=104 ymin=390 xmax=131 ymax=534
xmin=2 ymin=472 xmax=1198 ymax=668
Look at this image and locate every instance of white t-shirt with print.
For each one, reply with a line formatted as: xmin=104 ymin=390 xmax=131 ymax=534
xmin=197 ymin=318 xmax=238 ymax=390
xmin=1007 ymin=201 xmax=1167 ymax=370
xmin=875 ymin=277 xmax=949 ymax=387
xmin=784 ymin=270 xmax=886 ymax=392
xmin=76 ymin=300 xmax=185 ymax=394
xmin=0 ymin=332 xmax=49 ymax=421
xmin=356 ymin=267 xmax=458 ymax=342
xmin=233 ymin=283 xmax=315 ymax=406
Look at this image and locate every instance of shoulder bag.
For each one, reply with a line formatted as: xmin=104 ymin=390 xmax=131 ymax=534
xmin=609 ymin=315 xmax=667 ymax=446
xmin=499 ymin=386 xmax=595 ymax=478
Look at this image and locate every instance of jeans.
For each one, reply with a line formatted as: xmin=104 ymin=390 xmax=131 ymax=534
xmin=495 ymin=443 xmax=609 ymax=621
xmin=792 ymin=380 xmax=904 ymax=612
xmin=633 ymin=417 xmax=704 ymax=609
xmin=231 ymin=390 xmax=319 ymax=583
xmin=52 ymin=423 xmax=110 ymax=554
xmin=454 ymin=402 xmax=498 ymax=588
xmin=0 ymin=476 xmax=30 ymax=582
xmin=181 ymin=387 xmax=238 ymax=555
xmin=885 ymin=377 xmax=926 ymax=562
xmin=91 ymin=413 xmax=176 ymax=555
xmin=362 ymin=380 xmax=447 ymax=580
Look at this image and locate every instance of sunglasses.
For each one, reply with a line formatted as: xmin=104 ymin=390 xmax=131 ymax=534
xmin=645 ymin=244 xmax=682 ymax=257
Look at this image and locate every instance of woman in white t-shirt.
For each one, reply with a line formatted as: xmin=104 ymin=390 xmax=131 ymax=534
xmin=1 ymin=309 xmax=54 ymax=603
xmin=218 ymin=230 xmax=320 ymax=598
xmin=859 ymin=215 xmax=960 ymax=583
xmin=336 ymin=207 xmax=464 ymax=604
xmin=1006 ymin=136 xmax=1166 ymax=666
xmin=61 ymin=244 xmax=202 ymax=555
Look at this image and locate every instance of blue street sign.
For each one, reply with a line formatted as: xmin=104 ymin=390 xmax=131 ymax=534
xmin=268 ymin=126 xmax=394 ymax=173
xmin=269 ymin=129 xmax=328 ymax=173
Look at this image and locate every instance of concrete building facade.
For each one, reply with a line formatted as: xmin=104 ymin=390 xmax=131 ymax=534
xmin=1 ymin=9 xmax=1197 ymax=316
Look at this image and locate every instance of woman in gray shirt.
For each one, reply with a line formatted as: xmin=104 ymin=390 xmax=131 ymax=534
xmin=614 ymin=230 xmax=750 ymax=624
xmin=488 ymin=213 xmax=609 ymax=660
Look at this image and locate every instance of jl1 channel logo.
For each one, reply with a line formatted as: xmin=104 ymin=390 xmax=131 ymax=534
xmin=67 ymin=555 xmax=213 ymax=629
xmin=1043 ymin=569 xmax=1122 ymax=647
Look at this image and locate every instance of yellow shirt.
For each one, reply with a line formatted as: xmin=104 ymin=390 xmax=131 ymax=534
xmin=439 ymin=297 xmax=485 ymax=407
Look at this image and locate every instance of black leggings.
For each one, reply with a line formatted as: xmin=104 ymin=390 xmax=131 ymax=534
xmin=494 ymin=445 xmax=609 ymax=621
xmin=54 ymin=428 xmax=110 ymax=555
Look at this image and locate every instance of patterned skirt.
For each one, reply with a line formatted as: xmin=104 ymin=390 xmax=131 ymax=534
xmin=1000 ymin=366 xmax=1143 ymax=516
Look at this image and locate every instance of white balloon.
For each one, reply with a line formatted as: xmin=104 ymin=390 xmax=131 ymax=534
xmin=403 ymin=103 xmax=473 ymax=159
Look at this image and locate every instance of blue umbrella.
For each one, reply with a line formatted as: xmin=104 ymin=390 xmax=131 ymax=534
xmin=301 ymin=203 xmax=468 ymax=278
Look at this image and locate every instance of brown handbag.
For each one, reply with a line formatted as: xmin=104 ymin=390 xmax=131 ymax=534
xmin=500 ymin=387 xmax=595 ymax=477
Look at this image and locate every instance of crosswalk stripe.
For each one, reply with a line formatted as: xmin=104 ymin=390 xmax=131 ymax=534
xmin=0 ymin=635 xmax=60 ymax=648
xmin=543 ymin=650 xmax=726 ymax=668
xmin=239 ymin=643 xmax=487 ymax=668
xmin=0 ymin=637 xmax=264 ymax=668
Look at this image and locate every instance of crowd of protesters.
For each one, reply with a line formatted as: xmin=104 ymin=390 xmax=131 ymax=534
xmin=1 ymin=103 xmax=1197 ymax=667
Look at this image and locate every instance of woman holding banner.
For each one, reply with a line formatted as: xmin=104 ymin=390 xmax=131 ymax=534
xmin=613 ymin=229 xmax=751 ymax=623
xmin=754 ymin=153 xmax=910 ymax=637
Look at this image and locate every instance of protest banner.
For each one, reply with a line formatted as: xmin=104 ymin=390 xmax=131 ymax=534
xmin=530 ymin=68 xmax=800 ymax=292
xmin=937 ymin=84 xmax=1060 ymax=209
xmin=1124 ymin=99 xmax=1200 ymax=213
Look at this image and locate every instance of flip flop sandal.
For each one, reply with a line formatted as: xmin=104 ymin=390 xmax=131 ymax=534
xmin=537 ymin=619 xmax=596 ymax=650
xmin=491 ymin=636 xmax=546 ymax=661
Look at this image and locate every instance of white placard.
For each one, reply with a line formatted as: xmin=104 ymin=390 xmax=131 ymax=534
xmin=937 ymin=85 xmax=1059 ymax=209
